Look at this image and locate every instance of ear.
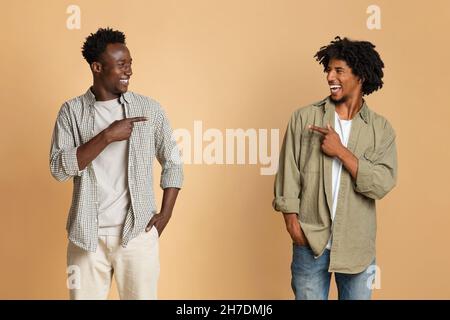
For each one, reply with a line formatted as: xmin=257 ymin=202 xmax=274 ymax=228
xmin=91 ymin=61 xmax=102 ymax=74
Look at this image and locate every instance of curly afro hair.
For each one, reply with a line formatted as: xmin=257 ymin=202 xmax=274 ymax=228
xmin=314 ymin=36 xmax=384 ymax=95
xmin=82 ymin=27 xmax=126 ymax=64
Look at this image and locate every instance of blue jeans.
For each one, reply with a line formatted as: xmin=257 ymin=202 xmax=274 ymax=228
xmin=291 ymin=244 xmax=376 ymax=300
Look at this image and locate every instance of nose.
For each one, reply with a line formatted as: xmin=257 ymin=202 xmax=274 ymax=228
xmin=327 ymin=70 xmax=336 ymax=83
xmin=125 ymin=64 xmax=133 ymax=77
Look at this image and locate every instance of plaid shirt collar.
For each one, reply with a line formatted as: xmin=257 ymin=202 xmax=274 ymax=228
xmin=82 ymin=87 xmax=132 ymax=107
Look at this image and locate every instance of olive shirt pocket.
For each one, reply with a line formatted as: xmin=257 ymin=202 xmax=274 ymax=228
xmin=300 ymin=132 xmax=322 ymax=173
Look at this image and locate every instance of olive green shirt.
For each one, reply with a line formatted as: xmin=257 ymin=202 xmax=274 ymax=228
xmin=273 ymin=97 xmax=397 ymax=274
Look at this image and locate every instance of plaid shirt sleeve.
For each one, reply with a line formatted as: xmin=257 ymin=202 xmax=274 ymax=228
xmin=154 ymin=105 xmax=184 ymax=189
xmin=49 ymin=103 xmax=86 ymax=181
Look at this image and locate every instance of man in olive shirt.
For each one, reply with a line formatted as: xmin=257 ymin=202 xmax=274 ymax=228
xmin=273 ymin=37 xmax=397 ymax=300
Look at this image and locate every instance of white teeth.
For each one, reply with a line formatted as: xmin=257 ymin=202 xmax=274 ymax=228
xmin=120 ymin=79 xmax=129 ymax=83
xmin=329 ymin=85 xmax=341 ymax=89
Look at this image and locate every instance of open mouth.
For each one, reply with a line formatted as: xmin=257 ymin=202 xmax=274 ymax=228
xmin=329 ymin=84 xmax=342 ymax=95
xmin=120 ymin=79 xmax=129 ymax=86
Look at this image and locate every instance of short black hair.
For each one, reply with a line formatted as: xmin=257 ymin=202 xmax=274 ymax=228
xmin=314 ymin=36 xmax=384 ymax=95
xmin=82 ymin=27 xmax=126 ymax=64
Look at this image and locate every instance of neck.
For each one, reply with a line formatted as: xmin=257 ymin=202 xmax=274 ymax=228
xmin=334 ymin=93 xmax=363 ymax=120
xmin=91 ymin=81 xmax=120 ymax=101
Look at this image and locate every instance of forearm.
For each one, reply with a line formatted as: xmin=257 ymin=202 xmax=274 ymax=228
xmin=338 ymin=147 xmax=358 ymax=180
xmin=160 ymin=187 xmax=180 ymax=216
xmin=76 ymin=130 xmax=111 ymax=170
xmin=283 ymin=212 xmax=298 ymax=227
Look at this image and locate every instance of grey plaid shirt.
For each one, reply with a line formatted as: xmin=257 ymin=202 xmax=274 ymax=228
xmin=50 ymin=88 xmax=183 ymax=252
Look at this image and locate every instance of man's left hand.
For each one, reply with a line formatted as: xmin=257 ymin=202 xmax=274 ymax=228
xmin=145 ymin=211 xmax=172 ymax=237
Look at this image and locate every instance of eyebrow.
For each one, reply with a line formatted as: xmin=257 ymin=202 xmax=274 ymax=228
xmin=326 ymin=66 xmax=345 ymax=71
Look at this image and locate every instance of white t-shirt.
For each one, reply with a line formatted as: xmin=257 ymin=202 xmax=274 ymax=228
xmin=92 ymin=98 xmax=130 ymax=236
xmin=326 ymin=112 xmax=352 ymax=249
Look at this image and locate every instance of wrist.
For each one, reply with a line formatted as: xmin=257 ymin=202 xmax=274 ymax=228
xmin=337 ymin=146 xmax=348 ymax=161
xmin=159 ymin=210 xmax=173 ymax=218
xmin=101 ymin=128 xmax=112 ymax=145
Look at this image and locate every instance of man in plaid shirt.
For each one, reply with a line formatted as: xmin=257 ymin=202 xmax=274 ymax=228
xmin=50 ymin=27 xmax=183 ymax=300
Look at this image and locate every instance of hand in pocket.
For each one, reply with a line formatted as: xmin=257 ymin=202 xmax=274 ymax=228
xmin=283 ymin=213 xmax=309 ymax=246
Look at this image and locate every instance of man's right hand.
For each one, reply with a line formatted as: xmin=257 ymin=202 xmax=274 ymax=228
xmin=76 ymin=117 xmax=148 ymax=171
xmin=104 ymin=117 xmax=148 ymax=143
xmin=283 ymin=212 xmax=309 ymax=246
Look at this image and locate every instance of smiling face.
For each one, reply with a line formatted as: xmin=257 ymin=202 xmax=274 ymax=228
xmin=93 ymin=43 xmax=133 ymax=97
xmin=326 ymin=58 xmax=362 ymax=104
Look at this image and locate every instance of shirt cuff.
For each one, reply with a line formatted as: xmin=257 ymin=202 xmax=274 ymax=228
xmin=61 ymin=146 xmax=84 ymax=177
xmin=272 ymin=197 xmax=300 ymax=214
xmin=160 ymin=167 xmax=183 ymax=189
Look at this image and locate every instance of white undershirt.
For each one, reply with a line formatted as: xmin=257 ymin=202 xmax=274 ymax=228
xmin=326 ymin=111 xmax=352 ymax=250
xmin=92 ymin=98 xmax=130 ymax=236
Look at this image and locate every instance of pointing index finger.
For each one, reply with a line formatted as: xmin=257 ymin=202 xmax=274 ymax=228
xmin=308 ymin=125 xmax=328 ymax=135
xmin=128 ymin=117 xmax=148 ymax=123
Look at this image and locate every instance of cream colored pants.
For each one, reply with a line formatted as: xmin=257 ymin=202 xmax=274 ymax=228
xmin=66 ymin=227 xmax=160 ymax=300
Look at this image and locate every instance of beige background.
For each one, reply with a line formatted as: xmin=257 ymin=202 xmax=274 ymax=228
xmin=1 ymin=0 xmax=449 ymax=299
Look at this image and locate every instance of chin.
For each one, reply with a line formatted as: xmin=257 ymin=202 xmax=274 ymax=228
xmin=330 ymin=95 xmax=347 ymax=104
xmin=117 ymin=87 xmax=128 ymax=94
